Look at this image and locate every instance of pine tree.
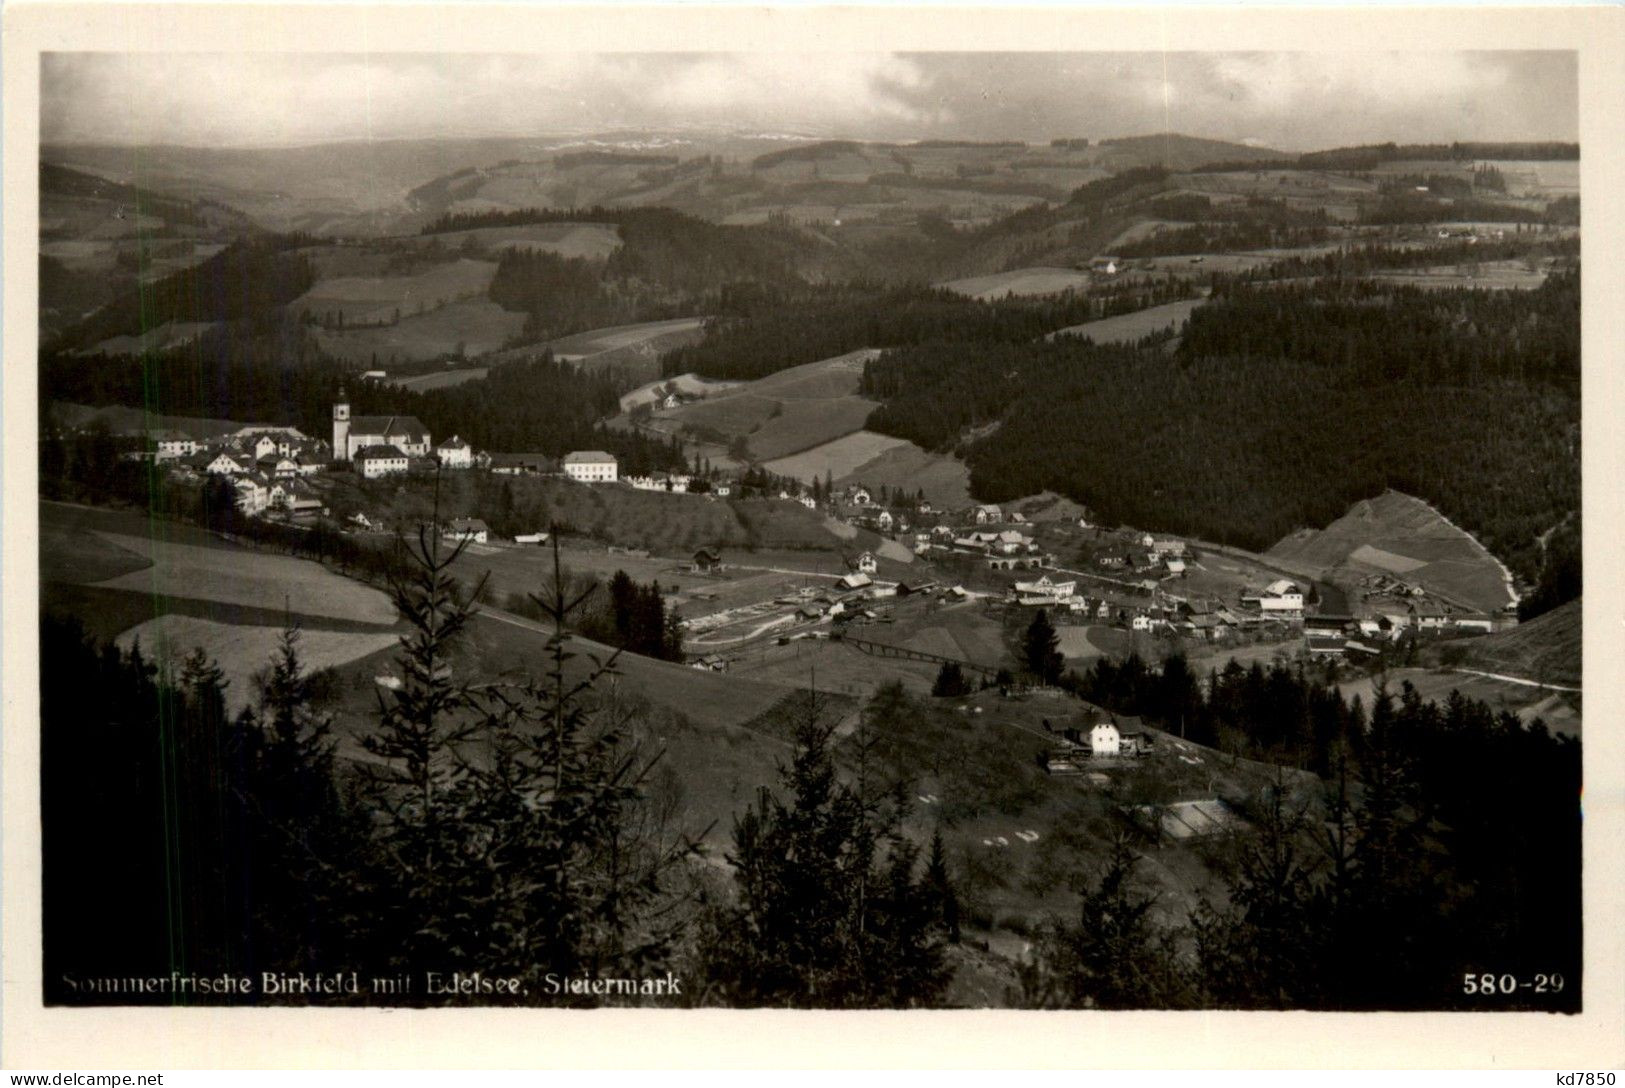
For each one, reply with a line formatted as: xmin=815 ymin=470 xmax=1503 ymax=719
xmin=696 ymin=689 xmax=950 ymax=1007
xmin=1020 ymin=834 xmax=1183 ymax=1008
xmin=461 ymin=538 xmax=701 ymax=993
xmin=931 ymin=661 xmax=968 ymax=697
xmin=1023 ymin=608 xmax=1062 ymax=684
xmin=922 ymin=829 xmax=961 ymax=943
xmin=354 ymin=519 xmax=486 ymax=976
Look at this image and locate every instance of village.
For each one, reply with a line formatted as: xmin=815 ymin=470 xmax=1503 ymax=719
xmin=79 ymin=385 xmax=1520 ymax=709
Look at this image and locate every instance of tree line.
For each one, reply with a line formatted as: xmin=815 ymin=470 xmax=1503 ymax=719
xmin=663 ymin=278 xmax=1196 ymax=382
xmin=863 ymin=273 xmax=1579 ymax=583
xmin=1049 ymin=651 xmax=1580 ymax=1010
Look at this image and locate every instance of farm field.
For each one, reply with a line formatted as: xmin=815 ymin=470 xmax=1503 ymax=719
xmin=1368 ymin=261 xmax=1548 ymax=291
xmin=290 ymin=257 xmax=498 ymax=325
xmin=628 ymin=348 xmax=883 ymax=463
xmin=89 ymin=531 xmax=397 ymax=624
xmin=730 ymin=637 xmax=942 ymax=699
xmin=433 ymin=479 xmax=847 ymax=557
xmin=1055 ymin=625 xmax=1122 ymax=661
xmin=84 ymin=319 xmax=217 ymax=357
xmin=1184 ymin=638 xmax=1303 ymax=674
xmin=412 ymin=222 xmax=622 ymax=260
xmin=313 ymin=300 xmax=526 ymax=365
xmin=115 ymin=616 xmax=399 ymax=714
xmin=41 ymin=511 xmax=153 ymax=583
xmin=1047 ymin=297 xmax=1206 ymax=345
xmin=619 ymin=372 xmax=741 ymax=413
xmin=546 ymin=316 xmax=709 ymax=359
xmin=384 ymin=366 xmax=491 ymax=391
xmin=937 ymin=266 xmax=1095 ymax=300
xmin=1267 ymin=490 xmax=1516 ymax=613
xmin=831 ymin=441 xmax=974 ymax=510
xmin=762 ymin=430 xmax=910 ymax=482
xmin=1479 ymin=159 xmax=1579 ymax=198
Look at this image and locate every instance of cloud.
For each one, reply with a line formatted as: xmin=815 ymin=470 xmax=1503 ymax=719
xmin=41 ymin=51 xmax=1576 ymax=150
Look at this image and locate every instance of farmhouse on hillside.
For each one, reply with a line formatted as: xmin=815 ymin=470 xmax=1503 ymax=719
xmin=692 ymin=547 xmax=724 ymax=574
xmin=1256 ymin=579 xmax=1306 ymax=618
xmin=563 ymin=451 xmax=619 ymax=484
xmin=436 ymin=436 xmax=473 ymax=469
xmin=851 ymin=551 xmax=879 ymax=575
xmin=443 ymin=517 xmax=490 ymax=544
xmin=1090 ymin=720 xmax=1121 ymax=757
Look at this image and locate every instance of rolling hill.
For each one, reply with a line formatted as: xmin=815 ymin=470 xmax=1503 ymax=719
xmin=1437 ymin=598 xmax=1581 ymax=688
xmin=1267 ymin=490 xmax=1518 ymax=613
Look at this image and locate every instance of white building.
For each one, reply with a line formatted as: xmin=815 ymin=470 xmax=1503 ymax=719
xmin=1259 ymin=579 xmax=1305 ymax=618
xmin=853 ymin=551 xmax=878 ymax=575
xmin=355 ymin=445 xmax=411 ymax=479
xmin=1090 ymin=721 xmax=1121 ymax=757
xmin=205 ymin=451 xmax=248 ymax=476
xmin=233 ymin=473 xmax=270 ymax=515
xmin=1013 ymin=575 xmax=1076 ymax=600
xmin=152 ymin=431 xmax=199 ymax=462
xmin=562 ymin=450 xmax=618 ymax=484
xmin=443 ymin=517 xmax=490 ymax=544
xmin=436 ymin=436 xmax=473 ymax=469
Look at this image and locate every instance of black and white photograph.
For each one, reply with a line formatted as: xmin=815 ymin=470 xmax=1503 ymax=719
xmin=4 ymin=2 xmax=1623 ymax=1071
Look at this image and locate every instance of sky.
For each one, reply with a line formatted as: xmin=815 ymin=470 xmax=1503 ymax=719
xmin=41 ymin=51 xmax=1578 ymax=151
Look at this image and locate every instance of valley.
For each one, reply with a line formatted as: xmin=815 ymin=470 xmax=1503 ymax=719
xmin=35 ymin=108 xmax=1584 ymax=1014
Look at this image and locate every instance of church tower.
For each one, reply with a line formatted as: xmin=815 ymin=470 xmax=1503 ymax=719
xmin=333 ymin=389 xmax=351 ymax=461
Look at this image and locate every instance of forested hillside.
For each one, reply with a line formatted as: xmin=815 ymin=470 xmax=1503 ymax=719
xmin=664 ymin=279 xmax=1195 ymax=381
xmin=864 ymin=272 xmax=1579 ymax=581
xmin=46 ymin=238 xmax=316 ymax=353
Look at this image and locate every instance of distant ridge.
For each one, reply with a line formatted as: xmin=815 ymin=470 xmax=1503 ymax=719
xmin=1096 ymin=133 xmax=1292 ymax=170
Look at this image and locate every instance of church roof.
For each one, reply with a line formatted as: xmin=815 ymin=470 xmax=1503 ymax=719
xmin=349 ymin=415 xmax=429 ymax=440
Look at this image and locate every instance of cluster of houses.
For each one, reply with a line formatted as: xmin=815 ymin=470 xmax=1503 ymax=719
xmin=1008 ymin=574 xmax=1235 ymax=638
xmin=157 ymin=425 xmax=332 ymax=518
xmin=827 ymin=494 xmax=1059 ymax=571
xmin=1086 ymin=531 xmax=1189 ymax=577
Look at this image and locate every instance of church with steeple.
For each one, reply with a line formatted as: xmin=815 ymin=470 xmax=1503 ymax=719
xmin=332 ymin=388 xmax=431 ymax=462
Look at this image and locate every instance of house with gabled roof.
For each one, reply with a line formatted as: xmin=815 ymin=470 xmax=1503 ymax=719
xmin=443 ymin=517 xmax=490 ymax=544
xmin=562 ymin=450 xmax=618 ymax=483
xmin=436 ymin=435 xmax=473 ymax=469
xmin=355 ymin=444 xmax=411 ymax=479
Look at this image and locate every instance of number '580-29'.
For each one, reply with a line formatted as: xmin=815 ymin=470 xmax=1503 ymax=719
xmin=1462 ymin=972 xmax=1564 ymax=995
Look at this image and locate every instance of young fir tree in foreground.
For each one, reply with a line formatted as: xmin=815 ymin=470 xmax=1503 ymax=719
xmin=353 ymin=520 xmax=700 ymax=998
xmin=693 ymin=689 xmax=953 ymax=1007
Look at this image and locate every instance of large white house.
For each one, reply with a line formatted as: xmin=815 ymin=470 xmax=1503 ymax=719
xmin=1259 ymin=579 xmax=1305 ymax=617
xmin=1090 ymin=721 xmax=1121 ymax=757
xmin=333 ymin=391 xmax=431 ymax=462
xmin=562 ymin=450 xmax=618 ymax=483
xmin=1013 ymin=575 xmax=1076 ymax=600
xmin=436 ymin=436 xmax=473 ymax=469
xmin=355 ymin=445 xmax=411 ymax=479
